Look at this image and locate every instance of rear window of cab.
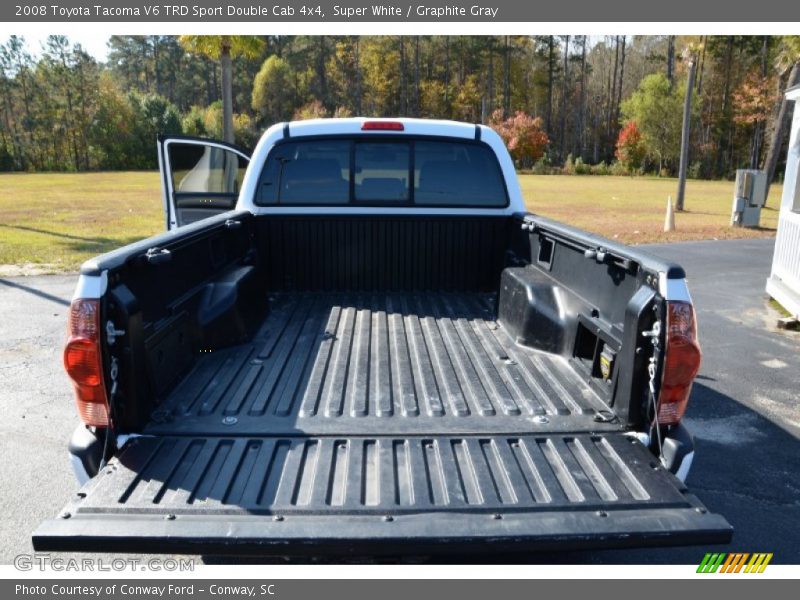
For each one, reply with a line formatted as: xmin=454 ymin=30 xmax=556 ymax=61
xmin=255 ymin=138 xmax=509 ymax=208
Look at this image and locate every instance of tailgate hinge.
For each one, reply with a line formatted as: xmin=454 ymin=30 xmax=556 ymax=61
xmin=642 ymin=319 xmax=666 ymax=462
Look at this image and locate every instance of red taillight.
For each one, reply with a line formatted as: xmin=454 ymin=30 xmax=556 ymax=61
xmin=64 ymin=299 xmax=110 ymax=427
xmin=361 ymin=120 xmax=404 ymax=131
xmin=64 ymin=338 xmax=103 ymax=386
xmin=658 ymin=301 xmax=701 ymax=425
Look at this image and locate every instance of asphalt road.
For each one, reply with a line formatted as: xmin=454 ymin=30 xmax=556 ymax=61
xmin=628 ymin=238 xmax=800 ymax=564
xmin=0 ymin=237 xmax=798 ymax=566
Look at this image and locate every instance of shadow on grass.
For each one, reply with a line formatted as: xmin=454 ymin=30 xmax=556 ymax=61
xmin=668 ymin=219 xmax=777 ymax=234
xmin=0 ymin=223 xmax=106 ymax=243
xmin=0 ymin=224 xmax=153 ymax=254
xmin=62 ymin=236 xmax=151 ymax=256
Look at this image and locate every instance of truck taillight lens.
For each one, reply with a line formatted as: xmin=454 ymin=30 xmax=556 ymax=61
xmin=658 ymin=301 xmax=701 ymax=425
xmin=64 ymin=299 xmax=110 ymax=427
xmin=361 ymin=120 xmax=404 ymax=131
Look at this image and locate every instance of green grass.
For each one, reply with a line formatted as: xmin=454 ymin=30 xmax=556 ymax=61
xmin=0 ymin=171 xmax=784 ymax=273
xmin=0 ymin=172 xmax=164 ymax=274
xmin=521 ymin=174 xmax=782 ymax=245
xmin=769 ymin=297 xmax=793 ymax=319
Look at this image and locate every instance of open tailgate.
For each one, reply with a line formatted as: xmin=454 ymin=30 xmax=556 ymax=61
xmin=34 ymin=433 xmax=731 ymax=555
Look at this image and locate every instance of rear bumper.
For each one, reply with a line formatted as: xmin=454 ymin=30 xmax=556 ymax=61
xmin=662 ymin=423 xmax=696 ymax=482
xmin=68 ymin=425 xmax=104 ymax=484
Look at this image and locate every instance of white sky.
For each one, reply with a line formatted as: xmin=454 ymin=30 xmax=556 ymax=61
xmin=16 ymin=33 xmax=603 ymax=64
xmin=21 ymin=34 xmax=110 ymax=61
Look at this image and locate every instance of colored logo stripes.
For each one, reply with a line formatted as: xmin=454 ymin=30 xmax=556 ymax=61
xmin=697 ymin=552 xmax=773 ymax=573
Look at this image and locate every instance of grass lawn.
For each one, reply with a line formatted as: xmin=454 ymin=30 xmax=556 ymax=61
xmin=522 ymin=174 xmax=782 ymax=245
xmin=0 ymin=171 xmax=164 ymax=275
xmin=0 ymin=171 xmax=783 ymax=274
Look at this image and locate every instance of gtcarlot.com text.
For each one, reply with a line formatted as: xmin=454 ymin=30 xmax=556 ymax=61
xmin=14 ymin=553 xmax=194 ymax=572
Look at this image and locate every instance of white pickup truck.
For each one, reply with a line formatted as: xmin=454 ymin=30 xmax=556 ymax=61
xmin=34 ymin=118 xmax=731 ymax=556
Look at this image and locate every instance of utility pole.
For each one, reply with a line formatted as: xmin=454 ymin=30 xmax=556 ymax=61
xmin=676 ymin=58 xmax=697 ymax=212
xmin=667 ymin=36 xmax=675 ymax=87
xmin=765 ymin=62 xmax=800 ymax=200
xmin=220 ymin=37 xmax=234 ymax=144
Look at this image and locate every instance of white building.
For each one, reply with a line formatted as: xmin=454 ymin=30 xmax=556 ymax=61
xmin=766 ymin=84 xmax=800 ymax=318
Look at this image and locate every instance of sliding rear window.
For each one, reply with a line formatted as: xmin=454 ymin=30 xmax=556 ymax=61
xmin=255 ymin=138 xmax=508 ymax=207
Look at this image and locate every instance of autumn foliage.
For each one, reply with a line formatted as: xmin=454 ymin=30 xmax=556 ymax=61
xmin=293 ymin=99 xmax=329 ymax=120
xmin=733 ymin=73 xmax=777 ymax=126
xmin=489 ymin=109 xmax=549 ymax=168
xmin=615 ymin=121 xmax=646 ymax=173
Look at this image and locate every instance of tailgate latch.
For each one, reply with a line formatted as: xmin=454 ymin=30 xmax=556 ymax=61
xmin=106 ymin=320 xmax=126 ymax=346
xmin=145 ymin=246 xmax=172 ymax=265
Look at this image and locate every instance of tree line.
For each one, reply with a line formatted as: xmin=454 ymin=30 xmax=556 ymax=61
xmin=1 ymin=34 xmax=798 ymax=180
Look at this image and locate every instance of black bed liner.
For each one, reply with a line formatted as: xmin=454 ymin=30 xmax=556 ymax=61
xmin=35 ymin=292 xmax=732 ymax=554
xmin=33 ymin=432 xmax=731 ymax=554
xmin=146 ymin=293 xmax=614 ymax=437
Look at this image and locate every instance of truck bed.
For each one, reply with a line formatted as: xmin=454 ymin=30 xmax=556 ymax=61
xmin=39 ymin=293 xmax=731 ymax=554
xmin=146 ymin=292 xmax=615 ymax=437
xmin=36 ymin=216 xmax=733 ymax=555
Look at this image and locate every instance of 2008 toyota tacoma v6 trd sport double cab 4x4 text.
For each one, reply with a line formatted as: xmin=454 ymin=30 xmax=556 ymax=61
xmin=33 ymin=118 xmax=731 ymax=556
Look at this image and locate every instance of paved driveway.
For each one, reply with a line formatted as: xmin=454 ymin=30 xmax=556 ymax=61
xmin=620 ymin=238 xmax=800 ymax=564
xmin=0 ymin=275 xmax=84 ymax=565
xmin=0 ymin=237 xmax=798 ymax=565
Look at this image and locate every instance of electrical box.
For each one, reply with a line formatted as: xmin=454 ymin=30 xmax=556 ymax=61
xmin=731 ymin=169 xmax=768 ymax=227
